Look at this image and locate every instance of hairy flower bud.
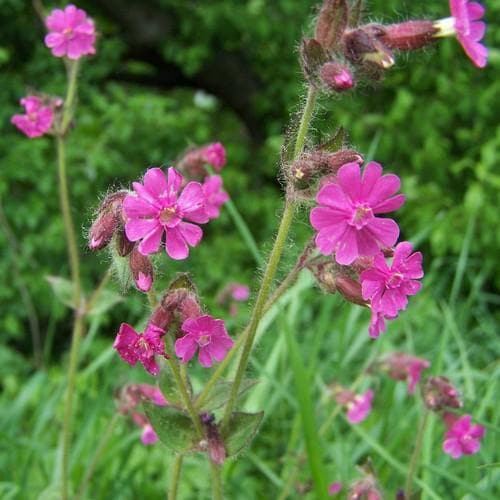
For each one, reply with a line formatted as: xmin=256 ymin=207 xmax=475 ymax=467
xmin=320 ymin=62 xmax=354 ymax=92
xmin=160 ymin=288 xmax=203 ymax=328
xmin=88 ymin=191 xmax=127 ymax=251
xmin=307 ymin=259 xmax=338 ymax=293
xmin=129 ymin=247 xmax=154 ymax=293
xmin=347 ymin=474 xmax=382 ymax=500
xmin=300 ymin=38 xmax=328 ymax=83
xmin=335 ymin=274 xmax=368 ymax=306
xmin=423 ymin=376 xmax=462 ymax=411
xmin=343 ymin=25 xmax=395 ymax=69
xmin=115 ymin=228 xmax=135 ymax=257
xmin=381 ymin=20 xmax=438 ymax=51
xmin=201 ymin=413 xmax=227 ymax=465
xmin=315 ymin=0 xmax=349 ymax=51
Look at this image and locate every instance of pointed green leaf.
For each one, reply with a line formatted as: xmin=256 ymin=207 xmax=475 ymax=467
xmin=109 ymin=246 xmax=131 ymax=291
xmin=320 ymin=127 xmax=348 ymax=152
xmin=222 ymin=411 xmax=264 ymax=458
xmin=143 ymin=402 xmax=198 ymax=454
xmin=86 ymin=289 xmax=123 ymax=316
xmin=168 ymin=273 xmax=196 ymax=292
xmin=46 ymin=276 xmax=78 ymax=310
xmin=159 ymin=365 xmax=188 ymax=407
xmin=315 ymin=0 xmax=348 ymax=51
xmin=197 ymin=379 xmax=259 ymax=412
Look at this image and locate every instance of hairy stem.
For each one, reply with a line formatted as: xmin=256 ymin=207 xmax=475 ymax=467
xmin=210 ymin=462 xmax=224 ymax=500
xmin=168 ymin=455 xmax=184 ymax=500
xmin=220 ymin=87 xmax=317 ymax=431
xmin=405 ymin=408 xmax=430 ymax=498
xmin=61 ymin=61 xmax=80 ymax=134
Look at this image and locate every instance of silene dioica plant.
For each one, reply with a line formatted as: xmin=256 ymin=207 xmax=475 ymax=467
xmin=12 ymin=1 xmax=489 ymax=498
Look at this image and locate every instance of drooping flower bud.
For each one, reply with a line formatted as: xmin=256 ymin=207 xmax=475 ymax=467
xmin=176 ymin=142 xmax=226 ymax=180
xmin=160 ymin=287 xmax=203 ymax=329
xmin=423 ymin=376 xmax=462 ymax=411
xmin=320 ymin=62 xmax=354 ymax=92
xmin=129 ymin=247 xmax=154 ymax=293
xmin=335 ymin=274 xmax=368 ymax=306
xmin=381 ymin=20 xmax=438 ymax=51
xmin=343 ymin=26 xmax=395 ymax=70
xmin=307 ymin=258 xmax=338 ymax=293
xmin=115 ymin=228 xmax=135 ymax=257
xmin=88 ymin=191 xmax=127 ymax=251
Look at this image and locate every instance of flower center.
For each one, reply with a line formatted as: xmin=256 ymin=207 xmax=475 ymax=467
xmin=28 ymin=112 xmax=38 ymax=122
xmin=350 ymin=204 xmax=373 ymax=229
xmin=386 ymin=272 xmax=404 ymax=289
xmin=197 ymin=334 xmax=211 ymax=347
xmin=63 ymin=27 xmax=74 ymax=37
xmin=159 ymin=206 xmax=177 ymax=224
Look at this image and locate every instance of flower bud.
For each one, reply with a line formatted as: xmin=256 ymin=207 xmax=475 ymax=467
xmin=423 ymin=376 xmax=462 ymax=412
xmin=201 ymin=413 xmax=227 ymax=465
xmin=347 ymin=474 xmax=382 ymax=500
xmin=335 ymin=274 xmax=368 ymax=306
xmin=381 ymin=20 xmax=438 ymax=51
xmin=115 ymin=228 xmax=135 ymax=257
xmin=308 ymin=259 xmax=338 ymax=293
xmin=129 ymin=247 xmax=153 ymax=293
xmin=176 ymin=142 xmax=226 ymax=180
xmin=320 ymin=62 xmax=354 ymax=92
xmin=343 ymin=26 xmax=395 ymax=69
xmin=315 ymin=0 xmax=348 ymax=51
xmin=88 ymin=191 xmax=127 ymax=251
xmin=161 ymin=288 xmax=203 ymax=327
xmin=300 ymin=38 xmax=327 ymax=82
xmin=149 ymin=302 xmax=174 ymax=331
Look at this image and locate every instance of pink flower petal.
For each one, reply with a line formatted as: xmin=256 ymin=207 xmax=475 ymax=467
xmin=337 ymin=162 xmax=362 ymax=202
xmin=125 ymin=218 xmax=159 ymax=241
xmin=165 ymin=227 xmax=189 ymax=260
xmin=143 ymin=168 xmax=169 ymax=199
xmin=335 ymin=228 xmax=359 ymax=265
xmin=366 ymin=218 xmax=399 ymax=248
xmin=137 ymin=225 xmax=163 ymax=255
xmin=177 ymin=222 xmax=203 ymax=247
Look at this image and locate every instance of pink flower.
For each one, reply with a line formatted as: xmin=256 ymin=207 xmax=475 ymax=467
xmin=11 ymin=96 xmax=54 ymax=138
xmin=361 ymin=242 xmax=423 ymax=318
xmin=140 ymin=424 xmax=159 ymax=445
xmin=443 ymin=414 xmax=485 ymax=459
xmin=382 ymin=352 xmax=431 ymax=394
xmin=123 ymin=167 xmax=209 ymax=260
xmin=368 ymin=311 xmax=388 ymax=339
xmin=44 ymin=4 xmax=96 ymax=60
xmin=201 ymin=142 xmax=226 ymax=171
xmin=310 ymin=162 xmax=405 ymax=265
xmin=137 ymin=384 xmax=168 ymax=406
xmin=449 ymin=0 xmax=487 ymax=68
xmin=202 ymin=175 xmax=229 ymax=219
xmin=113 ymin=323 xmax=167 ymax=376
xmin=328 ymin=482 xmax=343 ymax=496
xmin=346 ymin=389 xmax=374 ymax=424
xmin=175 ymin=315 xmax=234 ymax=368
xmin=231 ymin=284 xmax=250 ymax=302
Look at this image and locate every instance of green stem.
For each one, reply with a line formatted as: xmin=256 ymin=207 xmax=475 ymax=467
xmin=61 ymin=60 xmax=80 ymax=134
xmin=168 ymin=455 xmax=184 ymax=500
xmin=147 ymin=289 xmax=158 ymax=308
xmin=210 ymin=462 xmax=224 ymax=500
xmin=405 ymin=408 xmax=430 ymax=498
xmin=75 ymin=413 xmax=120 ymax=500
xmin=220 ymin=87 xmax=317 ymax=431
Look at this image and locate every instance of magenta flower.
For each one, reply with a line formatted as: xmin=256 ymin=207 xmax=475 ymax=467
xmin=201 ymin=142 xmax=226 ymax=171
xmin=443 ymin=414 xmax=485 ymax=459
xmin=449 ymin=0 xmax=487 ymax=68
xmin=113 ymin=323 xmax=167 ymax=376
xmin=382 ymin=352 xmax=431 ymax=394
xmin=44 ymin=4 xmax=96 ymax=60
xmin=361 ymin=242 xmax=423 ymax=318
xmin=328 ymin=482 xmax=343 ymax=496
xmin=137 ymin=384 xmax=168 ymax=406
xmin=140 ymin=424 xmax=159 ymax=445
xmin=123 ymin=167 xmax=209 ymax=260
xmin=202 ymin=175 xmax=229 ymax=219
xmin=11 ymin=96 xmax=54 ymax=138
xmin=346 ymin=389 xmax=374 ymax=424
xmin=231 ymin=284 xmax=250 ymax=302
xmin=310 ymin=162 xmax=405 ymax=265
xmin=175 ymin=315 xmax=234 ymax=368
xmin=368 ymin=311 xmax=388 ymax=339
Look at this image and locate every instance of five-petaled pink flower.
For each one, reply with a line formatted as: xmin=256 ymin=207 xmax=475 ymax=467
xmin=123 ymin=167 xmax=209 ymax=260
xmin=310 ymin=162 xmax=405 ymax=265
xmin=345 ymin=389 xmax=374 ymax=424
xmin=449 ymin=0 xmax=487 ymax=68
xmin=443 ymin=414 xmax=485 ymax=459
xmin=11 ymin=96 xmax=54 ymax=138
xmin=113 ymin=323 xmax=167 ymax=376
xmin=175 ymin=315 xmax=234 ymax=368
xmin=382 ymin=352 xmax=431 ymax=394
xmin=361 ymin=242 xmax=423 ymax=317
xmin=202 ymin=175 xmax=229 ymax=219
xmin=202 ymin=142 xmax=226 ymax=171
xmin=44 ymin=4 xmax=96 ymax=60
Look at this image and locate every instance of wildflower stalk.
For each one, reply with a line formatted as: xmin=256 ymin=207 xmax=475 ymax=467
xmin=210 ymin=463 xmax=224 ymax=500
xmin=405 ymin=407 xmax=430 ymax=498
xmin=61 ymin=61 xmax=79 ymax=134
xmin=168 ymin=455 xmax=184 ymax=500
xmin=221 ymin=87 xmax=318 ymax=431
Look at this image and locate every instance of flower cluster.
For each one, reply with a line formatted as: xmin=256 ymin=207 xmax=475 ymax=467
xmin=11 ymin=96 xmax=56 ymax=138
xmin=116 ymin=384 xmax=168 ymax=445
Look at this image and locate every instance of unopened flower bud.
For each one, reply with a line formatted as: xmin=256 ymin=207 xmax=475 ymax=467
xmin=320 ymin=62 xmax=354 ymax=92
xmin=381 ymin=20 xmax=438 ymax=51
xmin=423 ymin=376 xmax=462 ymax=411
xmin=161 ymin=288 xmax=203 ymax=327
xmin=343 ymin=26 xmax=395 ymax=69
xmin=115 ymin=228 xmax=135 ymax=257
xmin=315 ymin=0 xmax=348 ymax=51
xmin=335 ymin=274 xmax=368 ymax=306
xmin=129 ymin=247 xmax=153 ymax=293
xmin=201 ymin=413 xmax=227 ymax=465
xmin=308 ymin=259 xmax=337 ymax=293
xmin=149 ymin=302 xmax=174 ymax=331
xmin=347 ymin=474 xmax=382 ymax=500
xmin=300 ymin=38 xmax=327 ymax=82
xmin=88 ymin=191 xmax=127 ymax=251
xmin=176 ymin=142 xmax=226 ymax=180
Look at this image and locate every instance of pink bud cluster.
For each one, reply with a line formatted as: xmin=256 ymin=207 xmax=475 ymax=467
xmin=309 ymin=161 xmax=423 ymax=337
xmin=117 ymin=384 xmax=167 ymax=445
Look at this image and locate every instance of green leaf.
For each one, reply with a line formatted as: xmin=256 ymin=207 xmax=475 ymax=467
xmin=86 ymin=289 xmax=123 ymax=316
xmin=159 ymin=365 xmax=188 ymax=407
xmin=222 ymin=411 xmax=264 ymax=458
xmin=320 ymin=127 xmax=347 ymax=152
xmin=143 ymin=402 xmax=198 ymax=454
xmin=196 ymin=379 xmax=259 ymax=412
xmin=168 ymin=272 xmax=196 ymax=292
xmin=45 ymin=276 xmax=78 ymax=310
xmin=109 ymin=247 xmax=131 ymax=291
